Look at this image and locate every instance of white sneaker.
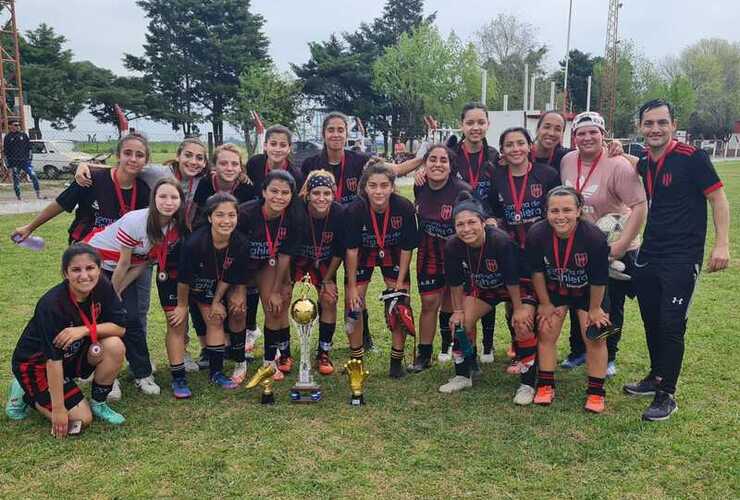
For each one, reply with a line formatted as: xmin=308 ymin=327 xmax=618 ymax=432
xmin=107 ymin=378 xmax=122 ymax=402
xmin=480 ymin=352 xmax=495 ymax=364
xmin=134 ymin=375 xmax=161 ymax=395
xmin=513 ymin=384 xmax=535 ymax=405
xmin=230 ymin=361 xmax=248 ymax=384
xmin=437 ymin=347 xmax=452 ymax=363
xmin=183 ymin=353 xmax=200 ymax=373
xmin=438 ymin=375 xmax=472 ymax=394
xmin=245 ymin=327 xmax=262 ymax=353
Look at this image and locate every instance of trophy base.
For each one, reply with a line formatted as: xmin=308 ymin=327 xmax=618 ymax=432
xmin=349 ymin=394 xmax=365 ymax=406
xmin=289 ymin=385 xmax=322 ymax=404
xmin=261 ymin=392 xmax=275 ymax=405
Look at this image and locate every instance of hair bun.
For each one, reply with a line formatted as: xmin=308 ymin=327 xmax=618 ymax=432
xmin=454 ymin=190 xmax=474 ymax=204
xmin=446 ymin=135 xmax=459 ymax=149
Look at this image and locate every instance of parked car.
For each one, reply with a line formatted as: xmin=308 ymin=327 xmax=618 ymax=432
xmin=624 ymin=142 xmax=645 ymax=157
xmin=30 ymin=140 xmax=93 ymax=179
xmin=291 ymin=140 xmax=321 ymax=166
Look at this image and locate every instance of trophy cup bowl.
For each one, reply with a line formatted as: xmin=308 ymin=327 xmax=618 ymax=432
xmin=289 ymin=274 xmax=322 ymax=403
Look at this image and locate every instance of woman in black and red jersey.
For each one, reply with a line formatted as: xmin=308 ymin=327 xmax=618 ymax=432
xmin=529 ymin=111 xmax=571 ymax=171
xmin=6 ymin=244 xmax=127 ymax=434
xmin=293 ymin=170 xmax=345 ymax=375
xmin=247 ymin=125 xmax=304 ymax=195
xmin=345 ymin=159 xmax=419 ymax=378
xmin=410 ymin=144 xmax=470 ymax=372
xmin=526 ymin=186 xmax=611 ymax=413
xmin=439 ymin=192 xmax=528 ymax=395
xmin=489 ymin=127 xmax=560 ymax=401
xmin=237 ymin=170 xmax=304 ymax=381
xmin=178 ymin=193 xmax=249 ymax=391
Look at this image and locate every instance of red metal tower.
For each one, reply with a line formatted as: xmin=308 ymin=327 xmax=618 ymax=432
xmin=600 ymin=0 xmax=621 ymax=134
xmin=0 ymin=0 xmax=24 ymax=132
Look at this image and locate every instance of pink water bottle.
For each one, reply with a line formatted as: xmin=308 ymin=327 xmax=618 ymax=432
xmin=11 ymin=234 xmax=45 ymax=251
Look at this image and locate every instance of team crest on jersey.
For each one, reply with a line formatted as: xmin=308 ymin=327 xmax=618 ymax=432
xmin=530 ymin=183 xmax=543 ymax=198
xmin=485 ymin=259 xmax=498 ymax=272
xmin=391 ymin=216 xmax=403 ymax=229
xmin=93 ymin=303 xmax=102 ymax=318
xmin=321 ymin=232 xmax=333 ymax=244
xmin=346 ymin=177 xmax=358 ymax=192
xmin=662 ymin=172 xmax=672 ymax=187
xmin=277 ymin=227 xmax=287 ymax=240
xmin=574 ymin=252 xmax=588 ymax=267
xmin=440 ymin=204 xmax=453 ymax=220
xmin=223 ymin=257 xmax=234 ymax=269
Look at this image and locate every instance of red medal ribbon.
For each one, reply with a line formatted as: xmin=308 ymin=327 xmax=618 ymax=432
xmin=265 ymin=158 xmax=289 ymax=178
xmin=369 ymin=203 xmax=391 ymax=258
xmin=213 ymin=242 xmax=231 ymax=282
xmin=466 ymin=236 xmax=487 ymax=297
xmin=262 ymin=207 xmax=285 ymax=262
xmin=68 ymin=288 xmax=98 ymax=344
xmin=155 ymin=225 xmax=178 ymax=273
xmin=462 ymin=143 xmax=484 ymax=189
xmin=507 ymin=163 xmax=531 ymax=248
xmin=309 ymin=206 xmax=331 ymax=262
xmin=531 ymin=143 xmax=556 ymax=166
xmin=112 ymin=169 xmax=137 ymax=216
xmin=646 ymin=139 xmax=678 ymax=203
xmin=575 ymin=150 xmax=604 ymax=193
xmin=332 ymin=153 xmax=346 ymax=200
xmin=552 ymin=225 xmax=578 ymax=292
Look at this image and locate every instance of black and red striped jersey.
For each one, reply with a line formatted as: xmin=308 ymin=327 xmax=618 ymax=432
xmin=451 ymin=139 xmax=500 ymax=204
xmin=246 ymin=154 xmax=304 ymax=192
xmin=293 ymin=201 xmax=346 ymax=265
xmin=236 ymin=199 xmax=302 ymax=266
xmin=300 ymin=149 xmax=370 ymax=205
xmin=530 ymin=144 xmax=571 ymax=172
xmin=636 ymin=141 xmax=723 ymax=264
xmin=191 ymin=174 xmax=257 ymax=229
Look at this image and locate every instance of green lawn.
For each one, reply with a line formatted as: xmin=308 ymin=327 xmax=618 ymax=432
xmin=1 ymin=164 xmax=739 ymax=498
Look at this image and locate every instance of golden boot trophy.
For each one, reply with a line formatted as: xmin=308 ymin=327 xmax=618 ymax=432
xmin=289 ymin=274 xmax=322 ymax=403
xmin=245 ymin=364 xmax=276 ymax=404
xmin=344 ymin=358 xmax=369 ymax=406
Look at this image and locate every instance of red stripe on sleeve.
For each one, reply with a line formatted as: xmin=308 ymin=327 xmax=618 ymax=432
xmin=703 ymin=182 xmax=723 ymax=196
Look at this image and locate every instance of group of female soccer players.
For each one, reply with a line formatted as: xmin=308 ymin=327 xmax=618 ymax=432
xmin=6 ymin=103 xmax=647 ymax=437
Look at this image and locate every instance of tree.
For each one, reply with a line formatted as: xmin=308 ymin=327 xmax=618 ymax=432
xmin=474 ymin=14 xmax=548 ymax=110
xmin=292 ymin=0 xmax=432 ymax=151
xmin=126 ymin=0 xmax=270 ymax=142
xmin=373 ymin=24 xmax=496 ymax=140
xmin=17 ymin=24 xmax=89 ymax=134
xmin=679 ymin=39 xmax=740 ymax=139
xmin=229 ymin=63 xmax=303 ymax=154
xmin=555 ymin=50 xmax=601 ymax=112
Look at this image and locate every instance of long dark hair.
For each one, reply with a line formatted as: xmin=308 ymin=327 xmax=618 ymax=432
xmin=261 ymin=169 xmax=306 ymax=228
xmin=62 ymin=243 xmax=101 ymax=277
xmin=358 ymin=157 xmax=396 ymax=201
xmin=147 ymin=178 xmax=187 ymax=245
xmin=164 ymin=137 xmax=209 ymax=178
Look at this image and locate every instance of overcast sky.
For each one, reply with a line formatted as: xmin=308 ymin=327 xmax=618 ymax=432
xmin=9 ymin=0 xmax=739 ymax=138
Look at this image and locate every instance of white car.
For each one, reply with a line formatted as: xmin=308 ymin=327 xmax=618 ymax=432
xmin=30 ymin=140 xmax=93 ymax=179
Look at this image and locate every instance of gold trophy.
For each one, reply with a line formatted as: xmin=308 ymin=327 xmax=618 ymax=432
xmin=245 ymin=364 xmax=276 ymax=404
xmin=344 ymin=358 xmax=369 ymax=406
xmin=289 ymin=274 xmax=322 ymax=403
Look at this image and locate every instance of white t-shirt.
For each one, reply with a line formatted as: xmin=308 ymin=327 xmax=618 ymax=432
xmin=87 ymin=208 xmax=170 ymax=271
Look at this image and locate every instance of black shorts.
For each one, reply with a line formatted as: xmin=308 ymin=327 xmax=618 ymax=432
xmin=13 ymin=352 xmax=95 ymax=411
xmin=518 ymin=279 xmax=538 ymax=306
xmin=356 ymin=264 xmax=400 ymax=285
xmin=156 ymin=276 xmax=178 ymax=311
xmin=549 ymin=287 xmax=611 ymax=312
xmin=468 ymin=286 xmax=510 ymax=308
xmin=417 ymin=268 xmax=446 ymax=295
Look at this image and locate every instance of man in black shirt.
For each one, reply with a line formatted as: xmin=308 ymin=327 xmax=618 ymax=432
xmin=3 ymin=119 xmax=41 ymax=200
xmin=625 ymin=99 xmax=730 ymax=421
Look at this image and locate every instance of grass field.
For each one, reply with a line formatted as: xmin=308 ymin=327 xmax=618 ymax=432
xmin=0 ymin=165 xmax=738 ymax=499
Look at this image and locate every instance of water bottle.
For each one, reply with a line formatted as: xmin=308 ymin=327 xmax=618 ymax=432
xmin=345 ymin=308 xmax=360 ymax=334
xmin=11 ymin=234 xmax=45 ymax=251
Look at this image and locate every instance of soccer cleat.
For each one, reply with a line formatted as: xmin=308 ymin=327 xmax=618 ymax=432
xmin=437 ymin=346 xmax=452 ymax=363
xmin=5 ymin=378 xmax=29 ymax=420
xmin=623 ymin=376 xmax=659 ymax=397
xmin=533 ymin=386 xmax=555 ymax=405
xmin=480 ymin=351 xmax=494 ymax=364
xmin=245 ymin=327 xmax=262 ymax=353
xmin=171 ymin=379 xmax=192 ymax=399
xmin=230 ymin=361 xmax=249 ymax=384
xmin=316 ymin=352 xmax=335 ymax=375
xmin=210 ymin=372 xmax=238 ymax=390
xmin=584 ymin=394 xmax=606 ymax=413
xmin=642 ymin=391 xmax=678 ymax=421
xmin=134 ymin=375 xmax=161 ymax=396
xmin=183 ymin=353 xmax=200 ymax=373
xmin=513 ymin=384 xmax=535 ymax=406
xmin=560 ymin=353 xmax=586 ymax=369
xmin=272 ymin=366 xmax=285 ymax=381
xmin=91 ymin=401 xmax=126 ymax=425
xmin=107 ymin=378 xmax=122 ymax=402
xmin=438 ymin=376 xmax=472 ymax=393
xmin=277 ymin=356 xmax=294 ymax=374
xmin=606 ymin=361 xmax=618 ymax=378
xmin=407 ymin=357 xmax=432 ymax=373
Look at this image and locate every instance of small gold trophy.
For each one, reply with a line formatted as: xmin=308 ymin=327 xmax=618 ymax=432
xmin=344 ymin=358 xmax=369 ymax=406
xmin=245 ymin=364 xmax=276 ymax=404
xmin=289 ymin=274 xmax=322 ymax=403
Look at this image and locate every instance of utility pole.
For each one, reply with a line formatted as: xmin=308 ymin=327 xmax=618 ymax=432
xmin=600 ymin=0 xmax=622 ymax=133
xmin=0 ymin=0 xmax=25 ymax=182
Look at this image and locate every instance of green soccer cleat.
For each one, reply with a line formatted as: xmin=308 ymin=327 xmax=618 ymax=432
xmin=5 ymin=378 xmax=29 ymax=421
xmin=91 ymin=401 xmax=126 ymax=425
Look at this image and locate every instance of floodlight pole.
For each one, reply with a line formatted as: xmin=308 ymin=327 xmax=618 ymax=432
xmin=562 ymin=0 xmax=574 ymax=113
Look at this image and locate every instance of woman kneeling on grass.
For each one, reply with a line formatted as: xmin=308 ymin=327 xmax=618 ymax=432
xmin=439 ymin=192 xmax=529 ymax=395
xmin=177 ymin=193 xmax=249 ymax=391
xmin=6 ymin=244 xmax=127 ymax=435
xmin=525 ymin=186 xmax=611 ymax=413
